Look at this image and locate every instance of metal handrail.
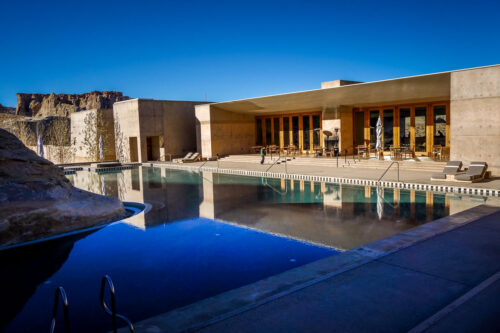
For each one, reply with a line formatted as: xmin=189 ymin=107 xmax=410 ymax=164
xmin=342 ymin=145 xmax=358 ymax=164
xmin=265 ymin=156 xmax=284 ymax=173
xmin=377 ymin=161 xmax=400 ymax=183
xmin=264 ymin=178 xmax=288 ymax=195
xmin=50 ymin=287 xmax=69 ymax=333
xmin=100 ymin=275 xmax=134 ymax=333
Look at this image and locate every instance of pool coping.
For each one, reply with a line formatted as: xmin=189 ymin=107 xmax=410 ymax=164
xmin=0 ymin=202 xmax=147 ymax=251
xmin=119 ymin=204 xmax=500 ymax=333
xmin=144 ymin=162 xmax=500 ymax=197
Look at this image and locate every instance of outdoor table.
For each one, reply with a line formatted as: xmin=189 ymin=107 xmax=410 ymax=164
xmin=314 ymin=147 xmax=323 ymax=157
xmin=357 ymin=146 xmax=369 ymax=159
xmin=251 ymin=146 xmax=263 ymax=153
xmin=391 ymin=147 xmax=403 ymax=160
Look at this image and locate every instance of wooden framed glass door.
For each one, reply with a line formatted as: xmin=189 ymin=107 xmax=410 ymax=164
xmin=354 ymin=102 xmax=449 ymax=156
xmin=255 ymin=111 xmax=322 ymax=153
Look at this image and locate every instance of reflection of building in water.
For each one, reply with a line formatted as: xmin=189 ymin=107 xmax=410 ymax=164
xmin=198 ymin=172 xmax=496 ymax=250
xmin=71 ymin=167 xmax=201 ymax=229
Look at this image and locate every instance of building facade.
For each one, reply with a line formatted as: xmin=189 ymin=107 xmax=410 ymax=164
xmin=195 ymin=65 xmax=500 ymax=174
xmin=113 ymin=99 xmax=205 ymax=163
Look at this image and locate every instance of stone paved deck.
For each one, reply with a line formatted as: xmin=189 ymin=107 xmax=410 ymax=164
xmin=154 ymin=160 xmax=500 ymax=190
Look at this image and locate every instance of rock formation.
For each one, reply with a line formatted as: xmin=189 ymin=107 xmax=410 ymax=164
xmin=0 ymin=128 xmax=127 ymax=247
xmin=0 ymin=103 xmax=15 ymax=114
xmin=16 ymin=91 xmax=129 ymax=117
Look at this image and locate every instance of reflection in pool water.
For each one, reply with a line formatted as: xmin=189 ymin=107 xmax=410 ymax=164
xmin=2 ymin=167 xmax=496 ymax=332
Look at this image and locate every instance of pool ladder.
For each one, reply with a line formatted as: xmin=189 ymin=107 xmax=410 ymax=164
xmin=50 ymin=275 xmax=134 ymax=332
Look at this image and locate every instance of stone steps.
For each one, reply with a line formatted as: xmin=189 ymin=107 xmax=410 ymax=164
xmin=219 ymin=155 xmax=446 ymax=172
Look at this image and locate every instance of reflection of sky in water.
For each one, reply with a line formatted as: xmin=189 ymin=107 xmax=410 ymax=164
xmin=3 ymin=167 xmax=495 ymax=332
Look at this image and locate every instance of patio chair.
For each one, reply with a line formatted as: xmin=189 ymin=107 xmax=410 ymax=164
xmin=431 ymin=161 xmax=463 ymax=180
xmin=173 ymin=152 xmax=193 ymax=163
xmin=454 ymin=162 xmax=488 ymax=182
xmin=182 ymin=152 xmax=201 ymax=163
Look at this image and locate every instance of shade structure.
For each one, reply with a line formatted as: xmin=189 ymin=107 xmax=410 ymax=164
xmin=376 ymin=116 xmax=382 ymax=151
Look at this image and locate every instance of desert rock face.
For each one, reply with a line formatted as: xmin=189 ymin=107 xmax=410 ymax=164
xmin=16 ymin=91 xmax=129 ymax=117
xmin=0 ymin=128 xmax=127 ymax=247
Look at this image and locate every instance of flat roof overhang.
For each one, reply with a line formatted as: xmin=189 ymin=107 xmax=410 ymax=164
xmin=210 ymin=72 xmax=451 ymax=115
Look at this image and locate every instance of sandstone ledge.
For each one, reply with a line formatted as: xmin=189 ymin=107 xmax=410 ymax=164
xmin=0 ymin=128 xmax=127 ymax=247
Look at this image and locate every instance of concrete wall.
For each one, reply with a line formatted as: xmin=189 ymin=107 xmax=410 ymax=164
xmin=71 ymin=108 xmax=115 ymax=162
xmin=113 ymin=99 xmax=140 ymax=162
xmin=450 ymin=66 xmax=500 ymax=174
xmin=195 ymin=104 xmax=255 ymax=158
xmin=114 ymin=99 xmax=201 ymax=162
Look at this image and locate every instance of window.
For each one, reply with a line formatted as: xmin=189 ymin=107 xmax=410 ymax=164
xmin=265 ymin=118 xmax=271 ymax=145
xmin=399 ymin=108 xmax=411 ymax=147
xmin=433 ymin=105 xmax=446 ymax=146
xmin=415 ymin=107 xmax=427 ymax=152
xmin=383 ymin=109 xmax=393 ymax=150
xmin=256 ymin=119 xmax=263 ymax=145
xmin=303 ymin=116 xmax=310 ymax=150
xmin=312 ymin=115 xmax=321 ymax=147
xmin=273 ymin=118 xmax=280 ymax=145
xmin=283 ymin=117 xmax=290 ymax=146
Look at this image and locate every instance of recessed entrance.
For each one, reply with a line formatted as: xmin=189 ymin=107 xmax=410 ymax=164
xmin=129 ymin=137 xmax=138 ymax=162
xmin=146 ymin=136 xmax=161 ymax=161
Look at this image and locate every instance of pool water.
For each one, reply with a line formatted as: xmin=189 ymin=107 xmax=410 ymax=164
xmin=1 ymin=167 xmax=495 ymax=332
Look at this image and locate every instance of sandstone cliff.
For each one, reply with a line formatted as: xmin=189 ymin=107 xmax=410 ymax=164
xmin=0 ymin=103 xmax=15 ymax=114
xmin=16 ymin=91 xmax=129 ymax=117
xmin=0 ymin=128 xmax=127 ymax=247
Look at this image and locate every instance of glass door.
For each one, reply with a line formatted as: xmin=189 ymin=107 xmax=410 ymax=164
xmin=292 ymin=116 xmax=299 ymax=148
xmin=414 ymin=107 xmax=427 ymax=152
xmin=399 ymin=108 xmax=411 ymax=149
xmin=383 ymin=109 xmax=394 ymax=150
xmin=303 ymin=115 xmax=310 ymax=151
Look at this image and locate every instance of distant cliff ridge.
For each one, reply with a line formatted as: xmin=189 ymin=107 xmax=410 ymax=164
xmin=16 ymin=91 xmax=130 ymax=117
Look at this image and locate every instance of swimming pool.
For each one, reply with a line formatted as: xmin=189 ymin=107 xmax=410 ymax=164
xmin=1 ymin=167 xmax=496 ymax=332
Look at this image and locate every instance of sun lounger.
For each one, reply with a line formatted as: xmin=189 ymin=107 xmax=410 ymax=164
xmin=454 ymin=162 xmax=488 ymax=182
xmin=431 ymin=161 xmax=462 ymax=180
xmin=173 ymin=152 xmax=193 ymax=163
xmin=182 ymin=152 xmax=200 ymax=163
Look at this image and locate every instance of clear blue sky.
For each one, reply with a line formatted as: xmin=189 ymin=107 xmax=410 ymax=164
xmin=1 ymin=0 xmax=499 ymax=107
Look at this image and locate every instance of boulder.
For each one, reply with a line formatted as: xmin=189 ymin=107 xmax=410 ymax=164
xmin=0 ymin=128 xmax=127 ymax=247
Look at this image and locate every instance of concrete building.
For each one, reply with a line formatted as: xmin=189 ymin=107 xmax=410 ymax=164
xmin=113 ymin=99 xmax=205 ymax=163
xmin=195 ymin=65 xmax=500 ymax=174
xmin=71 ymin=108 xmax=116 ymax=162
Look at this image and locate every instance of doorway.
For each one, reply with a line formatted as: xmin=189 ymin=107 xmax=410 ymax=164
xmin=129 ymin=137 xmax=138 ymax=162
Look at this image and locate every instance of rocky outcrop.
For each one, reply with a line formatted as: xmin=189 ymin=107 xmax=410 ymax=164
xmin=16 ymin=91 xmax=129 ymax=117
xmin=0 ymin=103 xmax=15 ymax=114
xmin=0 ymin=128 xmax=127 ymax=247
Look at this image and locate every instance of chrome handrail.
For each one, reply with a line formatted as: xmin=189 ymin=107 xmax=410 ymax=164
xmin=100 ymin=275 xmax=134 ymax=333
xmin=264 ymin=178 xmax=288 ymax=195
xmin=265 ymin=156 xmax=284 ymax=173
xmin=342 ymin=145 xmax=358 ymax=164
xmin=377 ymin=161 xmax=400 ymax=183
xmin=50 ymin=287 xmax=69 ymax=333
